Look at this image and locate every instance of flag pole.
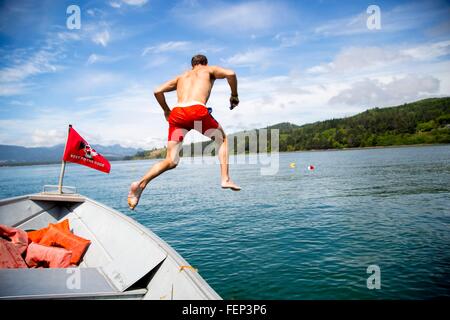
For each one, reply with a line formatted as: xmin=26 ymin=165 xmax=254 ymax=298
xmin=58 ymin=124 xmax=72 ymax=194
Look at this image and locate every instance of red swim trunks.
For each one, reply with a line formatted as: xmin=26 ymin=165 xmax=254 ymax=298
xmin=168 ymin=104 xmax=220 ymax=142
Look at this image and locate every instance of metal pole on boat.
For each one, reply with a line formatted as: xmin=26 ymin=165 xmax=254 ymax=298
xmin=58 ymin=124 xmax=72 ymax=194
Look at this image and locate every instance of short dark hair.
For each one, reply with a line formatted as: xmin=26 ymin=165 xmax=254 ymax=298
xmin=191 ymin=54 xmax=208 ymax=67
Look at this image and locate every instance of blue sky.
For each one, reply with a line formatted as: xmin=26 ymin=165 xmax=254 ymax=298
xmin=0 ymin=0 xmax=449 ymax=148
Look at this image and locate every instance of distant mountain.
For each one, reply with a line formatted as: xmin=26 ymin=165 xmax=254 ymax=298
xmin=0 ymin=143 xmax=143 ymax=165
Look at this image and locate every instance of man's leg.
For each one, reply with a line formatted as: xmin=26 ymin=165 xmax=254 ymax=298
xmin=205 ymin=126 xmax=241 ymax=191
xmin=128 ymin=140 xmax=182 ymax=209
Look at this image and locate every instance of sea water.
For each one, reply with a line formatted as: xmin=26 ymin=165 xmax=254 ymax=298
xmin=1 ymin=145 xmax=449 ymax=299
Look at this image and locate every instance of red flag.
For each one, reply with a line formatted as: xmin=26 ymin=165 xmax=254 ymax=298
xmin=62 ymin=126 xmax=111 ymax=173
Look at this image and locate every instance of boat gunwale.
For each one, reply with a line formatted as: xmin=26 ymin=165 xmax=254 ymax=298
xmin=0 ymin=194 xmax=29 ymax=206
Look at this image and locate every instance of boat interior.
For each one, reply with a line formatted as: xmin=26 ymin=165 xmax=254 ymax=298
xmin=0 ymin=192 xmax=220 ymax=300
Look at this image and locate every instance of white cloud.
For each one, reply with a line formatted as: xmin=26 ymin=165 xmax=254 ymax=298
xmin=0 ymin=50 xmax=60 ymax=96
xmin=31 ymin=129 xmax=66 ymax=147
xmin=10 ymin=100 xmax=34 ymax=107
xmin=0 ymin=51 xmax=58 ymax=83
xmin=144 ymin=56 xmax=169 ymax=68
xmin=307 ymin=46 xmax=406 ymax=74
xmin=142 ymin=41 xmax=191 ymax=55
xmin=173 ymin=1 xmax=292 ymax=34
xmin=141 ymin=41 xmax=223 ymax=60
xmin=274 ymin=31 xmax=303 ymax=48
xmin=223 ymin=48 xmax=274 ymax=67
xmin=207 ymin=2 xmax=275 ymax=30
xmin=92 ymin=30 xmax=110 ymax=47
xmin=306 ymin=65 xmax=329 ymax=74
xmin=86 ymin=8 xmax=105 ymax=17
xmin=71 ymin=85 xmax=167 ymax=149
xmin=0 ymin=83 xmax=162 ymax=148
xmin=80 ymin=72 xmax=122 ymax=88
xmin=402 ymin=40 xmax=450 ymax=60
xmin=52 ymin=70 xmax=124 ymax=96
xmin=314 ymin=11 xmax=368 ymax=37
xmin=314 ymin=2 xmax=447 ymax=37
xmin=122 ymin=0 xmax=148 ymax=6
xmin=110 ymin=0 xmax=148 ymax=8
xmin=0 ymin=116 xmax=69 ymax=147
xmin=109 ymin=2 xmax=121 ymax=8
xmin=0 ymin=83 xmax=28 ymax=96
xmin=57 ymin=32 xmax=81 ymax=42
xmin=329 ymin=74 xmax=440 ymax=107
xmin=87 ymin=54 xmax=100 ymax=65
xmin=86 ymin=54 xmax=125 ymax=65
xmin=306 ymin=41 xmax=450 ymax=75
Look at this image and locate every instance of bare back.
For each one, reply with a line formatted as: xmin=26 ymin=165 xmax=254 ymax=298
xmin=153 ymin=64 xmax=237 ymax=112
xmin=176 ymin=66 xmax=215 ymax=105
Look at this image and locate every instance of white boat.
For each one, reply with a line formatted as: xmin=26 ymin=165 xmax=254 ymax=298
xmin=0 ymin=189 xmax=221 ymax=300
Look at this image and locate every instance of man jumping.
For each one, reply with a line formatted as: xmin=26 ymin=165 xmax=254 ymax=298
xmin=128 ymin=54 xmax=241 ymax=210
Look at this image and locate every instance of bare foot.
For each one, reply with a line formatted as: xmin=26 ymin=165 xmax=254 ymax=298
xmin=127 ymin=181 xmax=144 ymax=210
xmin=221 ymin=179 xmax=241 ymax=191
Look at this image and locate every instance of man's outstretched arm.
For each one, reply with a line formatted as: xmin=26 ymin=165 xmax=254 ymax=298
xmin=211 ymin=66 xmax=239 ymax=108
xmin=154 ymin=77 xmax=178 ymax=120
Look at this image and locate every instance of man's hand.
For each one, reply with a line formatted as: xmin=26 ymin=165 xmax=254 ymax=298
xmin=210 ymin=66 xmax=239 ymax=110
xmin=164 ymin=109 xmax=171 ymax=121
xmin=230 ymin=95 xmax=239 ymax=110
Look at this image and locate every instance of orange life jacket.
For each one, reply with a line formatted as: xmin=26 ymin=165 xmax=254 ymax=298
xmin=39 ymin=225 xmax=90 ymax=265
xmin=0 ymin=238 xmax=28 ymax=268
xmin=27 ymin=219 xmax=71 ymax=243
xmin=0 ymin=224 xmax=28 ymax=255
xmin=25 ymin=242 xmax=72 ymax=268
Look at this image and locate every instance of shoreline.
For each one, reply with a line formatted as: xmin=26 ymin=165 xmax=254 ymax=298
xmin=129 ymin=142 xmax=450 ymax=161
xmin=295 ymin=143 xmax=450 ymax=153
xmin=2 ymin=143 xmax=448 ymax=167
xmin=5 ymin=142 xmax=447 ymax=168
